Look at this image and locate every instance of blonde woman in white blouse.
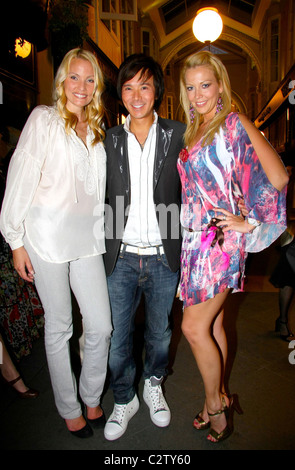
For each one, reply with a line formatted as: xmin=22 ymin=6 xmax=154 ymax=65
xmin=0 ymin=49 xmax=112 ymax=438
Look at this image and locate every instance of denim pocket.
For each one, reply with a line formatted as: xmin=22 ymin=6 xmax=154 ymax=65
xmin=159 ymin=253 xmax=169 ymax=268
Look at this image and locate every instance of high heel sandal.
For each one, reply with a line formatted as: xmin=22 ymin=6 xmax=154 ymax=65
xmin=207 ymin=398 xmax=232 ymax=443
xmin=193 ymin=412 xmax=210 ymax=430
xmin=193 ymin=394 xmax=228 ymax=431
xmin=275 ymin=319 xmax=294 ymax=342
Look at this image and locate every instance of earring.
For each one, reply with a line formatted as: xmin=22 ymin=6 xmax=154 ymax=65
xmin=189 ymin=104 xmax=195 ymax=123
xmin=216 ymin=95 xmax=223 ymax=113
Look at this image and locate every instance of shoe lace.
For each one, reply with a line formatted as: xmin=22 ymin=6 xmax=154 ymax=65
xmin=149 ymin=384 xmax=167 ymax=412
xmin=110 ymin=403 xmax=127 ymax=424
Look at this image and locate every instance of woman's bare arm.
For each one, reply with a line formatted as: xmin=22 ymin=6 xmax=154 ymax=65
xmin=239 ymin=114 xmax=289 ymax=191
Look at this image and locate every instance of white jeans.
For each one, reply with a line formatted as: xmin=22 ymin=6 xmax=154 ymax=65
xmin=25 ymin=240 xmax=112 ymax=420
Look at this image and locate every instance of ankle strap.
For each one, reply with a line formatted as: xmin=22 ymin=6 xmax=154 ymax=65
xmin=208 ymin=408 xmax=225 ymax=417
xmin=8 ymin=375 xmax=22 ymax=386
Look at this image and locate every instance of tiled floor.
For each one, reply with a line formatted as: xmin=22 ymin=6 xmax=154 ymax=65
xmin=1 ymin=243 xmax=295 ymax=451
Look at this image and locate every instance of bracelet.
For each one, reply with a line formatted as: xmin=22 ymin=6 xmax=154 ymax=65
xmin=247 ymin=217 xmax=261 ymax=233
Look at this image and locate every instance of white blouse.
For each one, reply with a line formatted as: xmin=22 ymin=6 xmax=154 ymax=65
xmin=0 ymin=105 xmax=107 ymax=263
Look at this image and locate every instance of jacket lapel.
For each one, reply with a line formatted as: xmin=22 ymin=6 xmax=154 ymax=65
xmin=153 ymin=118 xmax=174 ymax=190
xmin=110 ymin=120 xmax=174 ymax=194
xmin=110 ymin=127 xmax=130 ymax=195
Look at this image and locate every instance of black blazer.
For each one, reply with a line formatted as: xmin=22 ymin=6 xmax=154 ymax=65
xmin=104 ymin=117 xmax=186 ymax=276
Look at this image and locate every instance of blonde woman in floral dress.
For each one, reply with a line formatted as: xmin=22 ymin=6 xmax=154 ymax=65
xmin=178 ymin=51 xmax=288 ymax=443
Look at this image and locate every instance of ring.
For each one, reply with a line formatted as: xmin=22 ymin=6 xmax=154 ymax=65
xmin=223 ymin=215 xmax=226 ymax=221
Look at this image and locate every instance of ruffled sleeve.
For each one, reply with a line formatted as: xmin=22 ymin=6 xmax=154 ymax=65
xmin=0 ymin=106 xmax=50 ymax=250
xmin=229 ymin=113 xmax=287 ymax=253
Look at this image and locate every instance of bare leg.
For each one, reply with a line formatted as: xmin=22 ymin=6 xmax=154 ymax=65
xmin=193 ymin=307 xmax=229 ymax=427
xmin=0 ymin=334 xmax=30 ymax=394
xmin=212 ymin=307 xmax=228 ymax=392
xmin=181 ymin=289 xmax=230 ymax=439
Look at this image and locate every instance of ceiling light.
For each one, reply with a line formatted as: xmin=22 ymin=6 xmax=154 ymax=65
xmin=192 ymin=7 xmax=223 ymax=44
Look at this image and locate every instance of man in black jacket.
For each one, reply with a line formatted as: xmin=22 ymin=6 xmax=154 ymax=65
xmin=103 ymin=54 xmax=185 ymax=441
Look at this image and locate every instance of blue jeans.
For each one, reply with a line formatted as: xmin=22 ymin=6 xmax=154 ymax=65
xmin=107 ymin=248 xmax=179 ymax=404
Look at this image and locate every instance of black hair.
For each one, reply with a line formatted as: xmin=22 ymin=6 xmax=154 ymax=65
xmin=117 ymin=54 xmax=164 ymax=110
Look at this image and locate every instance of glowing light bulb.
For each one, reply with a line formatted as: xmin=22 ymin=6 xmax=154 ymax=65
xmin=192 ymin=8 xmax=223 ymax=43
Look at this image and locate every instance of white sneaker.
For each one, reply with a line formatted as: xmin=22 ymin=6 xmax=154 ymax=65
xmin=143 ymin=376 xmax=171 ymax=427
xmin=104 ymin=394 xmax=139 ymax=441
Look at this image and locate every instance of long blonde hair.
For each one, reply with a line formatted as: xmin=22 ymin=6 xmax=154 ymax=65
xmin=180 ymin=51 xmax=232 ymax=148
xmin=53 ymin=48 xmax=105 ymax=145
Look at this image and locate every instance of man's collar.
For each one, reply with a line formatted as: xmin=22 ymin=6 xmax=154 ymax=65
xmin=124 ymin=111 xmax=158 ymax=134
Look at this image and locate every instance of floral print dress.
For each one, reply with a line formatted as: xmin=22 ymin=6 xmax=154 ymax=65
xmin=177 ymin=113 xmax=287 ymax=307
xmin=0 ymin=235 xmax=44 ymax=360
